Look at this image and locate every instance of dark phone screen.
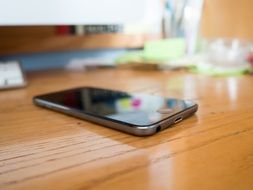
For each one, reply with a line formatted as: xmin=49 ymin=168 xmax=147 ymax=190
xmin=37 ymin=87 xmax=195 ymax=126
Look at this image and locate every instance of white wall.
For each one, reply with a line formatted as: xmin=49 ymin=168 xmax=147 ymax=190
xmin=0 ymin=0 xmax=162 ymax=25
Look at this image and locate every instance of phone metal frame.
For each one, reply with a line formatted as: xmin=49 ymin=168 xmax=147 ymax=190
xmin=33 ymin=95 xmax=198 ymax=136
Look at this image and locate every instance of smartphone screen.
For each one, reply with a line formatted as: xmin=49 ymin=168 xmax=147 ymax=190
xmin=35 ymin=87 xmax=196 ymax=126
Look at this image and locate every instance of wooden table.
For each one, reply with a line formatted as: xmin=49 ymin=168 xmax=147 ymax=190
xmin=1 ymin=69 xmax=253 ymax=190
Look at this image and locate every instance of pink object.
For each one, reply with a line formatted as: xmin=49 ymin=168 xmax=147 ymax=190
xmin=248 ymin=52 xmax=253 ymax=64
xmin=132 ymin=99 xmax=141 ymax=108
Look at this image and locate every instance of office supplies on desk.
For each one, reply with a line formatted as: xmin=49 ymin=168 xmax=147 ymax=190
xmin=0 ymin=61 xmax=27 ymax=90
xmin=189 ymin=38 xmax=253 ymax=76
xmin=115 ymin=38 xmax=192 ymax=70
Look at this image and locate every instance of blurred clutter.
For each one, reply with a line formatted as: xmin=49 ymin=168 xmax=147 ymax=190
xmin=115 ymin=37 xmax=253 ymax=76
xmin=114 ymin=0 xmax=253 ymax=76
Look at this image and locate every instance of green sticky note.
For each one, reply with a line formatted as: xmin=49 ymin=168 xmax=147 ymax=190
xmin=143 ymin=38 xmax=186 ymax=61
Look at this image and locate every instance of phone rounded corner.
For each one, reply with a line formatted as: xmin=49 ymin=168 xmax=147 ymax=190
xmin=193 ymin=103 xmax=199 ymax=113
xmin=32 ymin=97 xmax=39 ymax=104
xmin=131 ymin=124 xmax=159 ymax=136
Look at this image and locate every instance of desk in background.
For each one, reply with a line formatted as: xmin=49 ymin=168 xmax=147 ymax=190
xmin=1 ymin=69 xmax=253 ymax=190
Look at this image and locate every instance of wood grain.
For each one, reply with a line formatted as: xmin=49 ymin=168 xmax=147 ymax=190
xmin=201 ymin=0 xmax=253 ymax=40
xmin=0 ymin=69 xmax=253 ymax=190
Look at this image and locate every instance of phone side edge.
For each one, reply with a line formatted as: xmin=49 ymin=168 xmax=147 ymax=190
xmin=33 ymin=98 xmax=158 ymax=136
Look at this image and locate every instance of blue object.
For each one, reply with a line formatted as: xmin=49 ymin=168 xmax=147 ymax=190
xmin=0 ymin=49 xmax=128 ymax=71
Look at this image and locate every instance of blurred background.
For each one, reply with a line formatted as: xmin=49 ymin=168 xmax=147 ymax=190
xmin=0 ymin=0 xmax=253 ymax=75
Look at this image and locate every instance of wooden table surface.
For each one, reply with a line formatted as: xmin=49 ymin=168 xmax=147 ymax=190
xmin=1 ymin=69 xmax=253 ymax=190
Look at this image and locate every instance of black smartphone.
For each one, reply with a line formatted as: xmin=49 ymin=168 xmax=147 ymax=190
xmin=33 ymin=87 xmax=198 ymax=136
